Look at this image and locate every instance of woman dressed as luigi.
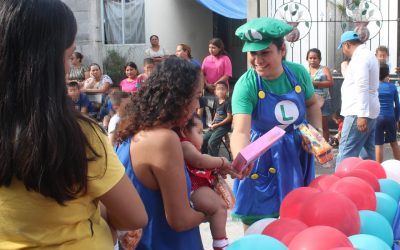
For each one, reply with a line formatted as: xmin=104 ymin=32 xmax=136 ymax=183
xmin=231 ymin=17 xmax=322 ymax=227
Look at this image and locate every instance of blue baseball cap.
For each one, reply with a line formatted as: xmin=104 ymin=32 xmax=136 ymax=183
xmin=337 ymin=31 xmax=361 ymax=49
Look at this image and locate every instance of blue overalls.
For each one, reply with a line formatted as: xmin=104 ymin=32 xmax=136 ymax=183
xmin=115 ymin=138 xmax=203 ymax=250
xmin=232 ymin=64 xmax=315 ymax=223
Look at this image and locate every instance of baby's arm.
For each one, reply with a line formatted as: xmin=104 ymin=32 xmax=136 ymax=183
xmin=182 ymin=141 xmax=230 ymax=170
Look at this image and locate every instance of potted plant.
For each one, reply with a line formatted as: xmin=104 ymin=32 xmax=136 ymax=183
xmin=103 ymin=50 xmax=126 ymax=85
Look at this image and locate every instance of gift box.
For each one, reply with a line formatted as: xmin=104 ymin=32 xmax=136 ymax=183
xmin=231 ymin=126 xmax=286 ymax=173
xmin=298 ymin=123 xmax=334 ymax=165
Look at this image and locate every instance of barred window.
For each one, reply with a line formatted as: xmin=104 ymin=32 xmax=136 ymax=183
xmin=103 ymin=0 xmax=145 ymax=44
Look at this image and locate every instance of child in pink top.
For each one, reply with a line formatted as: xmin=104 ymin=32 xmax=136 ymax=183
xmin=202 ymin=38 xmax=232 ymax=94
xmin=120 ymin=62 xmax=139 ymax=93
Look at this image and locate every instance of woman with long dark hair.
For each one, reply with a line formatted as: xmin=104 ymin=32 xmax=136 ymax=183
xmin=0 ymin=0 xmax=147 ymax=248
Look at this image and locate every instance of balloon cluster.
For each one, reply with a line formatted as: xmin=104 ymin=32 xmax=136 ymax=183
xmin=228 ymin=157 xmax=400 ymax=250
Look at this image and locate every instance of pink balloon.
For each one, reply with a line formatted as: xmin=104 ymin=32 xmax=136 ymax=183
xmin=299 ymin=191 xmax=360 ymax=236
xmin=336 ymin=157 xmax=363 ymax=173
xmin=328 ymin=176 xmax=376 ymax=211
xmin=262 ymin=218 xmax=308 ymax=246
xmin=342 ymin=169 xmax=380 ymax=192
xmin=288 ymin=226 xmax=353 ymax=250
xmin=309 ymin=175 xmax=340 ymax=191
xmin=280 ymin=187 xmax=320 ymax=219
xmin=354 ymin=160 xmax=387 ymax=179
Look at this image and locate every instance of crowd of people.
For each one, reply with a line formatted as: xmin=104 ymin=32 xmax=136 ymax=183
xmin=2 ymin=0 xmax=400 ymax=249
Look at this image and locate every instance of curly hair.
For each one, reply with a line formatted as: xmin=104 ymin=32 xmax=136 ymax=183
xmin=118 ymin=57 xmax=201 ymax=140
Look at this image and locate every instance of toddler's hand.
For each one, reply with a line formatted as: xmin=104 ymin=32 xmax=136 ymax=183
xmin=218 ymin=157 xmax=246 ymax=179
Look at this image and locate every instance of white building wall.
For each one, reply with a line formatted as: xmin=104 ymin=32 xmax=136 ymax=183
xmin=144 ymin=0 xmax=213 ymax=62
xmin=62 ymin=0 xmax=212 ymax=72
xmin=62 ymin=0 xmax=104 ymax=68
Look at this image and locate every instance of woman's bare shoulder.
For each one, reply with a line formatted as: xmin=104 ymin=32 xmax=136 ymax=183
xmin=134 ymin=128 xmax=180 ymax=149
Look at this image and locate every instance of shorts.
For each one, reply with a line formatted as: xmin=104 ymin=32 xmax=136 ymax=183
xmin=235 ymin=213 xmax=279 ymax=226
xmin=375 ymin=116 xmax=397 ymax=145
xmin=321 ymin=99 xmax=333 ymax=116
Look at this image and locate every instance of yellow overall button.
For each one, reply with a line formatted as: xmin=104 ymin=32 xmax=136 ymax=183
xmin=269 ymin=167 xmax=277 ymax=174
xmin=258 ymin=90 xmax=266 ymax=99
xmin=250 ymin=173 xmax=259 ymax=180
xmin=295 ymin=85 xmax=302 ymax=93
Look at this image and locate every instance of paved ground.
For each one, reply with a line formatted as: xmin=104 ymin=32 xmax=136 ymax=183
xmin=199 ymin=143 xmax=396 ymax=249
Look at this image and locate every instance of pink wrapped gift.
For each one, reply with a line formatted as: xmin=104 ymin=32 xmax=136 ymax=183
xmin=232 ymin=126 xmax=285 ymax=173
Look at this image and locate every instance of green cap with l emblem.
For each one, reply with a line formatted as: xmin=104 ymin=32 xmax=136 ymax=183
xmin=235 ymin=17 xmax=293 ymax=52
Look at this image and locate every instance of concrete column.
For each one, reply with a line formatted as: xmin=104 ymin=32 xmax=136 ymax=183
xmin=247 ymin=0 xmax=268 ymax=20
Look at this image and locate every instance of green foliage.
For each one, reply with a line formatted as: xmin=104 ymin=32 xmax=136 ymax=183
xmin=103 ymin=50 xmax=126 ymax=86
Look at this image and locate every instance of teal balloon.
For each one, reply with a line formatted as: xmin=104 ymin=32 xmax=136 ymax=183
xmin=359 ymin=210 xmax=394 ymax=247
xmin=375 ymin=192 xmax=397 ymax=225
xmin=227 ymin=234 xmax=288 ymax=250
xmin=379 ymin=179 xmax=400 ymax=201
xmin=349 ymin=234 xmax=391 ymax=250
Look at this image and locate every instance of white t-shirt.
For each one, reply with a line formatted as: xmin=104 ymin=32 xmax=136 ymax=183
xmin=108 ymin=114 xmax=120 ymax=134
xmin=83 ymin=75 xmax=113 ymax=90
xmin=144 ymin=46 xmax=169 ymax=58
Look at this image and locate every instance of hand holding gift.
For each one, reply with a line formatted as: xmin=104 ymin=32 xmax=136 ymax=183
xmin=231 ymin=126 xmax=286 ymax=175
xmin=298 ymin=123 xmax=334 ymax=165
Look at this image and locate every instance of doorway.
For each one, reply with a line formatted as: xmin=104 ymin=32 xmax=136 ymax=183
xmin=212 ymin=13 xmax=247 ymax=91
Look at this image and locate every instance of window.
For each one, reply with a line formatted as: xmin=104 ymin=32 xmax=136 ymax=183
xmin=102 ymin=0 xmax=145 ymax=44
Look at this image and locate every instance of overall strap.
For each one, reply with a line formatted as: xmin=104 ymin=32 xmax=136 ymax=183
xmin=282 ymin=63 xmax=299 ymax=88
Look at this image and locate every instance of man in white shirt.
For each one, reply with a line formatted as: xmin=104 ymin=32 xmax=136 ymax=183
xmin=336 ymin=31 xmax=380 ymax=166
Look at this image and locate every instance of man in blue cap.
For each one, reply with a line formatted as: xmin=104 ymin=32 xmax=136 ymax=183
xmin=336 ymin=31 xmax=380 ymax=166
xmin=230 ymin=17 xmax=322 ymax=228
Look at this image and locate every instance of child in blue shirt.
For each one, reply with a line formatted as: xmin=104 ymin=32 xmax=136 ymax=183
xmin=375 ymin=63 xmax=400 ymax=162
xmin=66 ymin=81 xmax=92 ymax=113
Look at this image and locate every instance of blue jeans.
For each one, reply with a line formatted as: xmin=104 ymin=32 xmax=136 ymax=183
xmin=336 ymin=115 xmax=377 ymax=167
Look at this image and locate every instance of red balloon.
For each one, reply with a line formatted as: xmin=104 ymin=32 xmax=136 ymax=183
xmin=309 ymin=175 xmax=340 ymax=191
xmin=280 ymin=187 xmax=320 ymax=219
xmin=299 ymin=191 xmax=360 ymax=236
xmin=335 ymin=171 xmax=347 ymax=178
xmin=262 ymin=218 xmax=308 ymax=246
xmin=328 ymin=176 xmax=376 ymax=211
xmin=288 ymin=225 xmax=353 ymax=250
xmin=354 ymin=160 xmax=387 ymax=179
xmin=336 ymin=157 xmax=363 ymax=173
xmin=342 ymin=169 xmax=380 ymax=192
